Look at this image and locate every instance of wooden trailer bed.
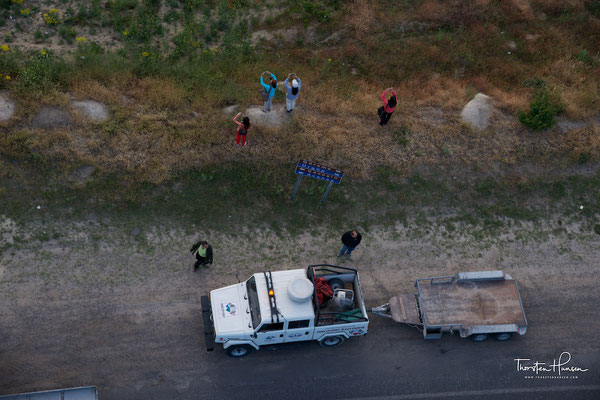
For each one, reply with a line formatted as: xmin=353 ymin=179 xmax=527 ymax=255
xmin=417 ymin=279 xmax=527 ymax=328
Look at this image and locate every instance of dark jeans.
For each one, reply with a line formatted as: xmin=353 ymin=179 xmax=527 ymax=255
xmin=379 ymin=111 xmax=392 ymax=126
xmin=194 ymin=255 xmax=210 ymax=269
xmin=339 ymin=244 xmax=356 ymax=256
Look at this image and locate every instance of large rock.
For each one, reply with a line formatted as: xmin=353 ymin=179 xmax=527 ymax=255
xmin=31 ymin=107 xmax=72 ymax=129
xmin=0 ymin=91 xmax=16 ymax=121
xmin=460 ymin=93 xmax=493 ymax=130
xmin=72 ymin=100 xmax=110 ymax=122
xmin=556 ymin=118 xmax=587 ymax=134
xmin=222 ymin=105 xmax=239 ymax=115
xmin=244 ymin=105 xmax=292 ymax=127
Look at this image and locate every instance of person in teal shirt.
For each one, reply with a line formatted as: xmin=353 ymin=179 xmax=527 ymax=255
xmin=260 ymin=71 xmax=277 ymax=112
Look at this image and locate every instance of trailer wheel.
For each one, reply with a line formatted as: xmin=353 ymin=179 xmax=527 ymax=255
xmin=319 ymin=335 xmax=345 ymax=347
xmin=495 ymin=332 xmax=513 ymax=341
xmin=470 ymin=333 xmax=488 ymax=342
xmin=226 ymin=345 xmax=253 ymax=357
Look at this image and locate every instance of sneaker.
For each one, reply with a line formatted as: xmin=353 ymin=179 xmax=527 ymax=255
xmin=346 ymin=254 xmax=352 ymax=259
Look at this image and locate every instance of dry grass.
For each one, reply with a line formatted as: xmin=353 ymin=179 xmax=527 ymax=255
xmin=346 ymin=0 xmax=377 ymax=35
xmin=1 ymin=0 xmax=599 ymax=187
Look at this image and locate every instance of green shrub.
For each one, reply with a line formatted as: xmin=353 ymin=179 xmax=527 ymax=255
xmin=586 ymin=1 xmax=600 ymax=17
xmin=76 ymin=41 xmax=105 ymax=58
xmin=576 ymin=49 xmax=591 ymax=64
xmin=128 ymin=8 xmax=163 ymax=42
xmin=171 ymin=23 xmax=202 ymax=59
xmin=518 ymin=89 xmax=559 ymax=130
xmin=15 ymin=51 xmax=69 ymax=94
xmin=109 ymin=0 xmax=139 ymax=11
xmin=58 ymin=24 xmax=77 ymax=44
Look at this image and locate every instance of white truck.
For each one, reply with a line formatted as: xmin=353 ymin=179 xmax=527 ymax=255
xmin=201 ymin=264 xmax=369 ymax=357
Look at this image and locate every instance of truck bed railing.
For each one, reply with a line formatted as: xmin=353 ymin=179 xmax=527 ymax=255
xmin=307 ymin=264 xmax=368 ymax=325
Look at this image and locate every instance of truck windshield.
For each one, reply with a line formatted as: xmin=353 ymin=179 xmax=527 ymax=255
xmin=246 ymin=276 xmax=261 ymax=329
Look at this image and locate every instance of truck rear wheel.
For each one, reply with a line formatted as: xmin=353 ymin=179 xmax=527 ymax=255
xmin=470 ymin=333 xmax=488 ymax=342
xmin=495 ymin=332 xmax=513 ymax=341
xmin=319 ymin=335 xmax=345 ymax=347
xmin=226 ymin=345 xmax=253 ymax=357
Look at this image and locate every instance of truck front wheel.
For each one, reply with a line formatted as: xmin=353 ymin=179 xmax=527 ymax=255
xmin=226 ymin=345 xmax=253 ymax=357
xmin=319 ymin=335 xmax=345 ymax=347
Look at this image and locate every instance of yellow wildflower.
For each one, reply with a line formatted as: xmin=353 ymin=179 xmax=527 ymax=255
xmin=43 ymin=9 xmax=60 ymax=25
xmin=11 ymin=0 xmax=24 ymax=4
xmin=123 ymin=30 xmax=129 ymax=36
xmin=328 ymin=58 xmax=332 ymax=62
xmin=20 ymin=8 xmax=31 ymax=16
xmin=5 ymin=75 xmax=11 ymax=80
xmin=141 ymin=51 xmax=150 ymax=57
xmin=0 ymin=45 xmax=10 ymax=52
xmin=40 ymin=49 xmax=48 ymax=56
xmin=76 ymin=37 xmax=86 ymax=42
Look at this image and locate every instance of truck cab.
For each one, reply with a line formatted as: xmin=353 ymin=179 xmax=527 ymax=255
xmin=201 ymin=264 xmax=369 ymax=357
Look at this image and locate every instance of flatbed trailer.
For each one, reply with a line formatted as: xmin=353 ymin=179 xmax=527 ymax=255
xmin=371 ymin=271 xmax=528 ymax=341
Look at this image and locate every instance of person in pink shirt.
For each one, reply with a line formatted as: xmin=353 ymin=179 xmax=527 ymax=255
xmin=378 ymin=87 xmax=397 ymax=126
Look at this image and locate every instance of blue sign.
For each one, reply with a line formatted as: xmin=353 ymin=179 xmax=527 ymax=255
xmin=294 ymin=160 xmax=343 ymax=184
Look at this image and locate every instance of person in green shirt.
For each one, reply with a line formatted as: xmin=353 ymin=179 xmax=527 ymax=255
xmin=190 ymin=240 xmax=213 ymax=270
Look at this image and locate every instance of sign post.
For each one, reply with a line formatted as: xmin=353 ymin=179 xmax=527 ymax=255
xmin=290 ymin=160 xmax=343 ymax=205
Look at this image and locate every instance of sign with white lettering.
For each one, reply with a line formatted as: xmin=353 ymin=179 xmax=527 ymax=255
xmin=290 ymin=160 xmax=343 ymax=204
xmin=294 ymin=160 xmax=343 ymax=184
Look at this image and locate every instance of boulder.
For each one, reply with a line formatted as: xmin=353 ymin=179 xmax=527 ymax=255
xmin=0 ymin=91 xmax=16 ymax=121
xmin=460 ymin=93 xmax=493 ymax=130
xmin=244 ymin=105 xmax=291 ymax=127
xmin=222 ymin=105 xmax=239 ymax=115
xmin=72 ymin=100 xmax=110 ymax=122
xmin=75 ymin=165 xmax=96 ymax=180
xmin=556 ymin=118 xmax=587 ymax=134
xmin=31 ymin=107 xmax=72 ymax=129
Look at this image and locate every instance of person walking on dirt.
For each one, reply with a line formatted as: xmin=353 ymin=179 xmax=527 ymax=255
xmin=378 ymin=87 xmax=397 ymax=126
xmin=338 ymin=230 xmax=362 ymax=258
xmin=233 ymin=112 xmax=251 ymax=147
xmin=190 ymin=240 xmax=213 ymax=270
xmin=284 ymin=73 xmax=302 ymax=112
xmin=260 ymin=71 xmax=278 ymax=112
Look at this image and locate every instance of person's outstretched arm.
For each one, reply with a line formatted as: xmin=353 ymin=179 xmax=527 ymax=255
xmin=270 ymin=72 xmax=277 ymax=81
xmin=380 ymin=89 xmax=389 ymax=106
xmin=233 ymin=112 xmax=243 ymax=127
xmin=260 ymin=73 xmax=269 ymax=91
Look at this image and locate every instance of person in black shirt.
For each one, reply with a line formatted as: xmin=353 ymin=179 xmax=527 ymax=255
xmin=190 ymin=240 xmax=213 ymax=270
xmin=338 ymin=230 xmax=362 ymax=258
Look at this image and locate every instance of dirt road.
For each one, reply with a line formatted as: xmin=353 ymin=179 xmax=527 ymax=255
xmin=1 ymin=215 xmax=599 ymax=399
